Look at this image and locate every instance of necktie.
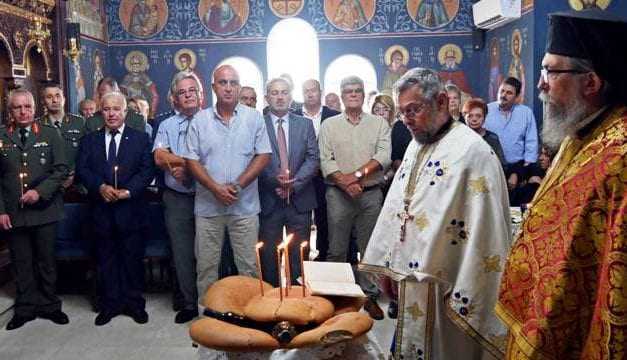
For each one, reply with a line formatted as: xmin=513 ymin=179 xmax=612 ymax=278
xmin=108 ymin=129 xmax=118 ymax=166
xmin=19 ymin=128 xmax=28 ymax=146
xmin=276 ymin=119 xmax=288 ymax=173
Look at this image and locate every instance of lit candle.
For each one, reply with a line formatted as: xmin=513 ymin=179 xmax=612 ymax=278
xmin=286 ymin=169 xmax=290 ymax=206
xmin=255 ymin=242 xmax=264 ymax=296
xmin=276 ymin=244 xmax=284 ymax=302
xmin=19 ymin=173 xmax=25 ymax=208
xmin=300 ymin=241 xmax=308 ymax=297
xmin=285 ymin=234 xmax=293 ymax=293
xmin=114 ymin=165 xmax=119 ymax=189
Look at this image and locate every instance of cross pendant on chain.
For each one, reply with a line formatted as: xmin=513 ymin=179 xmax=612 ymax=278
xmin=396 ymin=203 xmax=414 ymax=242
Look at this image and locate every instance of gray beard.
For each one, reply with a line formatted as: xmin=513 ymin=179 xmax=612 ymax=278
xmin=539 ymin=91 xmax=589 ymax=152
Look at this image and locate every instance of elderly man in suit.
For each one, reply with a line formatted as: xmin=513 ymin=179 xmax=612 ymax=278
xmin=294 ymin=79 xmax=340 ymax=261
xmin=258 ymin=77 xmax=319 ymax=286
xmin=0 ymin=89 xmax=70 ymax=330
xmin=76 ymin=92 xmax=155 ymax=326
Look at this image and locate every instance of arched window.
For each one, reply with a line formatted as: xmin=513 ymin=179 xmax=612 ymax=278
xmin=214 ymin=56 xmax=264 ymax=111
xmin=267 ymin=18 xmax=319 ymax=103
xmin=323 ymin=55 xmax=378 ymax=110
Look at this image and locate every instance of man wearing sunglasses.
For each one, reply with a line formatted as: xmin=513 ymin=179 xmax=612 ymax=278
xmin=497 ymin=9 xmax=627 ymax=359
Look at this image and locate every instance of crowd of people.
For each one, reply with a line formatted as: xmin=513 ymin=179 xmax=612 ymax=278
xmin=0 ymin=8 xmax=624 ymax=360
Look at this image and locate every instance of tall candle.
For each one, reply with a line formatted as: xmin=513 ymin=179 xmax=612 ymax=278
xmin=300 ymin=241 xmax=308 ymax=297
xmin=19 ymin=173 xmax=25 ymax=208
xmin=276 ymin=244 xmax=283 ymax=302
xmin=284 ymin=234 xmax=293 ymax=294
xmin=255 ymin=242 xmax=264 ymax=296
xmin=114 ymin=165 xmax=119 ymax=189
xmin=286 ymin=169 xmax=290 ymax=205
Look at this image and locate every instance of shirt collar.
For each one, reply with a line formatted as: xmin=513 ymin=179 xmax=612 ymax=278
xmin=178 ymin=111 xmax=197 ymax=124
xmin=108 ymin=124 xmax=125 ymax=135
xmin=270 ymin=112 xmax=288 ymax=124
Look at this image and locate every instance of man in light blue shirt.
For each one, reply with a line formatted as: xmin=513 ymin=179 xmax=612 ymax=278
xmin=153 ymin=72 xmax=202 ymax=324
xmin=484 ymin=77 xmax=538 ymax=190
xmin=183 ymin=65 xmax=271 ymax=298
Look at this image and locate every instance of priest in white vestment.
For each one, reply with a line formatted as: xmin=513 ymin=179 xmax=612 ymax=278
xmin=360 ymin=68 xmax=511 ymax=359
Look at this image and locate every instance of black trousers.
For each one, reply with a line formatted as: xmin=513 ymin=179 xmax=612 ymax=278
xmin=95 ymin=224 xmax=145 ymax=313
xmin=7 ymin=222 xmax=61 ymax=317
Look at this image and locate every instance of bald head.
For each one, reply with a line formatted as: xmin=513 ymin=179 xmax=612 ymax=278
xmin=212 ymin=64 xmax=241 ymax=110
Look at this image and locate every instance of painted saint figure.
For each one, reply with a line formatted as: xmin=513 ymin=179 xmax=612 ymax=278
xmin=382 ymin=46 xmax=409 ymax=96
xmin=507 ymin=30 xmax=525 ymax=102
xmin=203 ymin=0 xmax=242 ymax=34
xmin=129 ymin=0 xmax=159 ymax=37
xmin=120 ymin=51 xmax=159 ymax=118
xmin=333 ymin=0 xmax=368 ymax=30
xmin=92 ymin=50 xmax=105 ymax=101
xmin=488 ymin=38 xmax=504 ymax=102
xmin=173 ymin=50 xmax=207 ymax=108
xmin=437 ymin=44 xmax=472 ymax=97
xmin=416 ymin=0 xmax=449 ymax=28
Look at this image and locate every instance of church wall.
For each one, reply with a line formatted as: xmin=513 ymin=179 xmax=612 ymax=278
xmin=102 ymin=0 xmax=482 ymax=116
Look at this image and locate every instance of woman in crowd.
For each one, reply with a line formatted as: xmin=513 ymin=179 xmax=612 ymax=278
xmin=511 ymin=145 xmax=555 ymax=206
xmin=462 ymin=98 xmax=506 ymax=166
xmin=371 ymin=94 xmax=396 ymax=127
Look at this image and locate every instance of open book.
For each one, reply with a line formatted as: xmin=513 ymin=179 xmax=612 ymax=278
xmin=303 ymin=261 xmax=366 ymax=298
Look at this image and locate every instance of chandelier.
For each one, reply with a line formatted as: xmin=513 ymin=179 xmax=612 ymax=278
xmin=28 ymin=17 xmax=50 ymax=53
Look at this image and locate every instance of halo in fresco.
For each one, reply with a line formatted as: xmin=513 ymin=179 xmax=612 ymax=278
xmin=174 ymin=49 xmax=198 ymax=71
xmin=384 ymin=45 xmax=409 ymax=66
xmin=568 ymin=0 xmax=611 ymax=10
xmin=119 ymin=0 xmax=169 ymax=38
xmin=324 ymin=0 xmax=375 ymax=32
xmin=437 ymin=43 xmax=463 ymax=66
xmin=198 ymin=0 xmax=249 ymax=35
xmin=407 ymin=0 xmax=459 ymax=29
xmin=270 ymin=0 xmax=305 ymax=18
xmin=124 ymin=50 xmax=150 ymax=73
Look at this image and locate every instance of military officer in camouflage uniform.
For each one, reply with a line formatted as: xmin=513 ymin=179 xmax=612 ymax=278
xmin=0 ymin=89 xmax=70 ymax=330
xmin=38 ymin=84 xmax=85 ymax=190
xmin=86 ymin=77 xmax=146 ymax=133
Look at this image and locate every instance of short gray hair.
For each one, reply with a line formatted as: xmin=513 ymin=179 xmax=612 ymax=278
xmin=340 ymin=76 xmax=364 ymax=93
xmin=169 ymin=71 xmax=203 ymax=99
xmin=567 ymin=56 xmax=613 ymax=103
xmin=100 ymin=91 xmax=127 ymax=110
xmin=265 ymin=77 xmax=292 ymax=95
xmin=8 ymin=88 xmax=34 ymax=108
xmin=393 ymin=68 xmax=443 ymax=104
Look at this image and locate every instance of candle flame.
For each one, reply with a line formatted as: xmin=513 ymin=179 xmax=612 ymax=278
xmin=255 ymin=242 xmax=263 ymax=249
xmin=114 ymin=165 xmax=119 ymax=171
xmin=300 ymin=241 xmax=308 ymax=249
xmin=284 ymin=233 xmax=294 ymax=246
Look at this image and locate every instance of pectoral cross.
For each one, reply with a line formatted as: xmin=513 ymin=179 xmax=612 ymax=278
xmin=397 ymin=202 xmax=414 ymax=242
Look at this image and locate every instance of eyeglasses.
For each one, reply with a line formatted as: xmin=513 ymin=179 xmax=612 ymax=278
xmin=399 ymin=102 xmax=429 ymax=119
xmin=176 ymin=88 xmax=198 ymax=97
xmin=342 ymin=88 xmax=364 ymax=95
xmin=540 ymin=67 xmax=589 ymax=83
xmin=216 ymin=79 xmax=240 ymax=87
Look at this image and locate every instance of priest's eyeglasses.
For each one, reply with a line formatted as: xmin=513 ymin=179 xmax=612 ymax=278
xmin=399 ymin=102 xmax=429 ymax=119
xmin=540 ymin=67 xmax=589 ymax=83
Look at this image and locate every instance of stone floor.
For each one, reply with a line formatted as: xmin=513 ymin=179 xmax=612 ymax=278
xmin=0 ymin=287 xmax=395 ymax=360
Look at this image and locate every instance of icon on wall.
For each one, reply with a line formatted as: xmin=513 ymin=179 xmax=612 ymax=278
xmin=324 ymin=0 xmax=375 ymax=32
xmin=381 ymin=45 xmax=409 ymax=96
xmin=92 ymin=49 xmax=105 ymax=100
xmin=198 ymin=0 xmax=249 ymax=35
xmin=270 ymin=0 xmax=305 ymax=18
xmin=119 ymin=0 xmax=169 ymax=38
xmin=569 ymin=0 xmax=611 ymax=10
xmin=407 ymin=0 xmax=459 ymax=29
xmin=437 ymin=43 xmax=472 ymax=96
xmin=507 ymin=29 xmax=525 ymax=102
xmin=121 ymin=50 xmax=159 ymax=118
xmin=488 ymin=38 xmax=503 ymax=102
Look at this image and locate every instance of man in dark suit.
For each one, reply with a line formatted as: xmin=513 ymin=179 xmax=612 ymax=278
xmin=258 ymin=77 xmax=319 ymax=286
xmin=0 ymin=89 xmax=70 ymax=330
xmin=76 ymin=92 xmax=155 ymax=326
xmin=293 ymin=79 xmax=340 ymax=261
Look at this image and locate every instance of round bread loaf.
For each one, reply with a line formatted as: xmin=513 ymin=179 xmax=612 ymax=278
xmin=244 ymin=287 xmax=335 ymax=325
xmin=190 ymin=317 xmax=280 ymax=351
xmin=287 ymin=312 xmax=373 ymax=348
xmin=203 ymin=275 xmax=273 ymax=316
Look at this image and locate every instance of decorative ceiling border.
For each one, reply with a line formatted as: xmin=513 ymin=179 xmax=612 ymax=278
xmin=0 ymin=2 xmax=53 ymax=24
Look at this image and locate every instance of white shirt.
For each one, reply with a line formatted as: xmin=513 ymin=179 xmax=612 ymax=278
xmin=270 ymin=112 xmax=289 ymax=152
xmin=302 ymin=106 xmax=323 ymax=137
xmin=104 ymin=124 xmax=124 ymax=161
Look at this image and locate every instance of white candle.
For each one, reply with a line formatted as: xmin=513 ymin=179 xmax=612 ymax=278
xmin=255 ymin=242 xmax=264 ymax=296
xmin=300 ymin=241 xmax=308 ymax=297
xmin=286 ymin=169 xmax=290 ymax=205
xmin=114 ymin=165 xmax=119 ymax=189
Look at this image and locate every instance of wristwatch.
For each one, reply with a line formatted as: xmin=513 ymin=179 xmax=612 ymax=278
xmin=354 ymin=170 xmax=363 ymax=179
xmin=233 ymin=184 xmax=242 ymax=194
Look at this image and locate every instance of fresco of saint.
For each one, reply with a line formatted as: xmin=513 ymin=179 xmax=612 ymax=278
xmin=333 ymin=0 xmax=368 ymax=30
xmin=507 ymin=29 xmax=525 ymax=102
xmin=120 ymin=51 xmax=159 ymax=118
xmin=382 ymin=45 xmax=409 ymax=96
xmin=416 ymin=0 xmax=449 ymax=28
xmin=92 ymin=50 xmax=105 ymax=101
xmin=488 ymin=38 xmax=503 ymax=102
xmin=120 ymin=0 xmax=168 ymax=38
xmin=173 ymin=49 xmax=208 ymax=108
xmin=202 ymin=0 xmax=245 ymax=35
xmin=437 ymin=44 xmax=472 ymax=97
